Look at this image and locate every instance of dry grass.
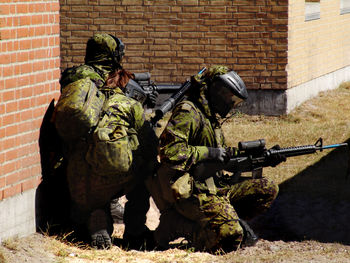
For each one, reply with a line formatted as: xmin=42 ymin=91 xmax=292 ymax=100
xmin=222 ymin=82 xmax=350 ymax=185
xmin=0 ymin=250 xmax=6 ymax=263
xmin=2 ymin=83 xmax=350 ymax=263
xmin=1 ymin=237 xmax=19 ymax=252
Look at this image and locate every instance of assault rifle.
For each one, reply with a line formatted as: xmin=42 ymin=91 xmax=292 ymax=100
xmin=125 ymin=72 xmax=159 ymax=108
xmin=126 ymin=68 xmax=207 ymax=125
xmin=193 ymin=138 xmax=348 ymax=181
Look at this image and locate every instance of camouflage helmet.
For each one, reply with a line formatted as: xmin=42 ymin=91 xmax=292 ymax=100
xmin=205 ymin=65 xmax=248 ymax=100
xmin=84 ymin=33 xmax=125 ymax=69
xmin=205 ymin=65 xmax=230 ymax=80
xmin=206 ymin=65 xmax=248 ymax=118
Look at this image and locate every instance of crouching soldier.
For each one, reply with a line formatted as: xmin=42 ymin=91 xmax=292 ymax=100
xmin=54 ymin=33 xmax=158 ymax=249
xmin=148 ymin=65 xmax=281 ymax=252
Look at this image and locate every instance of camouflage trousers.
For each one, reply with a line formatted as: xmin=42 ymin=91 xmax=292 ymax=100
xmin=154 ymin=177 xmax=279 ymax=251
xmin=65 ymin=136 xmax=154 ymax=239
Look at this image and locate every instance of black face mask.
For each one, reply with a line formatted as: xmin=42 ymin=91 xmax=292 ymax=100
xmin=208 ymin=84 xmax=244 ymax=118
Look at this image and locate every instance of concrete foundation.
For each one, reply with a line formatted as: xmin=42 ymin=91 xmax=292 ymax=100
xmin=286 ymin=66 xmax=350 ymax=114
xmin=240 ymin=65 xmax=350 ymax=115
xmin=0 ymin=189 xmax=36 ymax=243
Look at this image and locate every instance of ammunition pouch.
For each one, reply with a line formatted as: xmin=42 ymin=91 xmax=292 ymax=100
xmin=147 ymin=164 xmax=193 ymax=211
xmin=171 ymin=172 xmax=193 ymax=200
xmin=85 ymin=122 xmax=138 ymax=177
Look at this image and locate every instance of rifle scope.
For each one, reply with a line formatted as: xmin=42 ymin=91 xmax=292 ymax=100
xmin=238 ymin=139 xmax=266 ymax=151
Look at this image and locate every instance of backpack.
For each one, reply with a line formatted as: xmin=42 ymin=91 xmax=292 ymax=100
xmin=59 ymin=65 xmax=105 ymax=90
xmin=85 ymin=92 xmax=143 ymax=177
xmin=54 ymin=77 xmax=105 ymax=141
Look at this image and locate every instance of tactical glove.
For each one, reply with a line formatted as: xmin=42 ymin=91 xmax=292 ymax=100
xmin=145 ymin=90 xmax=159 ymax=108
xmin=208 ymin=147 xmax=229 ymax=163
xmin=267 ymin=144 xmax=286 ymax=167
xmin=225 ymin=147 xmax=239 ymax=158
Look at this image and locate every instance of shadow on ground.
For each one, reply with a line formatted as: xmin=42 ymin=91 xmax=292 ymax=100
xmin=250 ymin=138 xmax=350 ymax=244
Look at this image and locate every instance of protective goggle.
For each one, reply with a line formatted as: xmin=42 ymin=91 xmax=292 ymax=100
xmin=109 ymin=35 xmax=125 ymax=63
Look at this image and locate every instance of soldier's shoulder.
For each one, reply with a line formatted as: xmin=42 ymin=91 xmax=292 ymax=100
xmin=174 ymin=100 xmax=200 ymax=115
xmin=73 ymin=65 xmax=98 ymax=75
xmin=60 ymin=64 xmax=104 ymax=89
xmin=108 ymin=91 xmax=143 ymax=108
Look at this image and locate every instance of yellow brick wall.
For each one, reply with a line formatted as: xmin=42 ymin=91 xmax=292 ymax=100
xmin=60 ymin=0 xmax=288 ymax=89
xmin=288 ymin=0 xmax=350 ymax=88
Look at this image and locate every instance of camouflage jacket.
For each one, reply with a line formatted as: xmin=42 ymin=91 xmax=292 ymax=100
xmin=58 ymin=64 xmax=145 ymax=152
xmin=103 ymin=87 xmax=145 ymax=138
xmin=159 ymin=85 xmax=226 ymax=173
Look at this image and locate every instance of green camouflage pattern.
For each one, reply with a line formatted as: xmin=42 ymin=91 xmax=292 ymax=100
xmin=101 ymin=87 xmax=145 ymax=133
xmin=218 ymin=178 xmax=279 ymax=220
xmin=195 ymin=65 xmax=230 ymax=87
xmin=66 ymin=137 xmax=138 ymax=223
xmin=56 ymin=33 xmax=156 ymax=242
xmin=86 ymin=88 xmax=145 ymax=177
xmin=65 ymin=88 xmax=146 ymax=221
xmin=177 ymin=194 xmax=243 ymax=250
xmin=54 ymin=77 xmax=105 ymax=140
xmin=157 ymin=178 xmax=278 ymax=251
xmin=159 ymin=100 xmax=225 ymax=172
xmin=85 ymin=33 xmax=120 ymax=76
xmin=60 ymin=64 xmax=105 ymax=90
xmin=60 ymin=33 xmax=121 ymax=91
xmin=156 ymin=72 xmax=279 ymax=250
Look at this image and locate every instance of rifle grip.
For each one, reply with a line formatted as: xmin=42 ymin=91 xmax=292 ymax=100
xmin=252 ymin=168 xmax=263 ymax=179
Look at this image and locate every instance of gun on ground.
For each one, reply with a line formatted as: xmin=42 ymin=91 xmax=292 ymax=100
xmin=193 ymin=138 xmax=348 ymax=181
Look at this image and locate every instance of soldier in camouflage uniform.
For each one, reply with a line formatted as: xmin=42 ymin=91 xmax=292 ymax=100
xmin=152 ymin=65 xmax=281 ymax=252
xmin=55 ymin=34 xmax=158 ymax=249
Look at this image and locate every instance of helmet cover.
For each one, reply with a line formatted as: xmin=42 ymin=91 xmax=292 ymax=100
xmin=85 ymin=33 xmax=124 ymax=68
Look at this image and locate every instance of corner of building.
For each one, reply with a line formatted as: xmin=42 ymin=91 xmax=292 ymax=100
xmin=0 ymin=189 xmax=37 ymax=243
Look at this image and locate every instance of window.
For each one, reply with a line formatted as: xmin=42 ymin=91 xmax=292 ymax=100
xmin=341 ymin=0 xmax=350 ymax=15
xmin=305 ymin=0 xmax=320 ymax=21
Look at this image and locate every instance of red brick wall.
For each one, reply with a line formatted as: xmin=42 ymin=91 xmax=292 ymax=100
xmin=0 ymin=0 xmax=61 ymax=200
xmin=60 ymin=0 xmax=288 ymax=89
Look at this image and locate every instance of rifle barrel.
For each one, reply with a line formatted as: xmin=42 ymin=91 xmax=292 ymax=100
xmin=272 ymin=146 xmax=317 ymax=157
xmin=267 ymin=142 xmax=348 ymax=158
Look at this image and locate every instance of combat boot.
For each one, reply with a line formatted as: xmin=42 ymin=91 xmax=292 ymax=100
xmin=238 ymin=218 xmax=258 ymax=247
xmin=87 ymin=209 xmax=113 ymax=249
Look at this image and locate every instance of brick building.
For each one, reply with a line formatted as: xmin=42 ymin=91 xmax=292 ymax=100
xmin=60 ymin=0 xmax=350 ymax=115
xmin=0 ymin=0 xmax=60 ymax=241
xmin=0 ymin=0 xmax=350 ymax=240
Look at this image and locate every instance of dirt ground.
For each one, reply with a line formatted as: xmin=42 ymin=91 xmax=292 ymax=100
xmin=1 ymin=194 xmax=350 ymax=263
xmin=1 ymin=226 xmax=350 ymax=263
